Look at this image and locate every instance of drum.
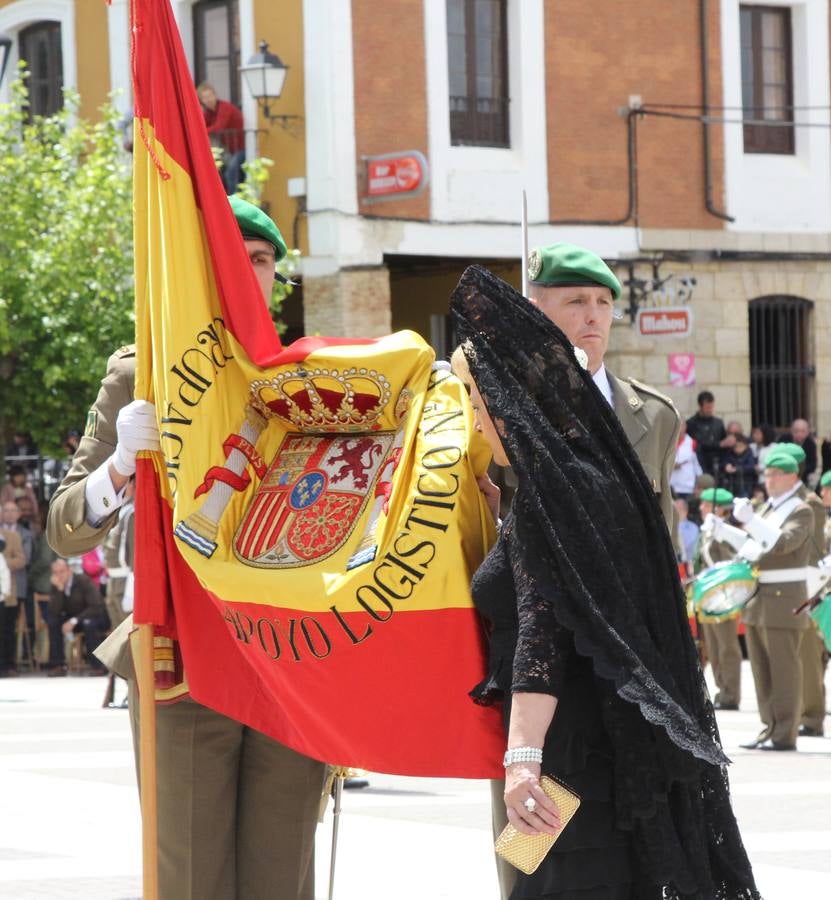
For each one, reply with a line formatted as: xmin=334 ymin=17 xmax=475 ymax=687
xmin=809 ymin=595 xmax=831 ymax=653
xmin=693 ymin=560 xmax=757 ymax=623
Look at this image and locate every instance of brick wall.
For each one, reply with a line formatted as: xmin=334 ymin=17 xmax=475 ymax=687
xmin=351 ymin=0 xmax=431 ymax=220
xmin=543 ymin=0 xmax=726 ymax=230
xmin=304 ymin=266 xmax=392 ymax=337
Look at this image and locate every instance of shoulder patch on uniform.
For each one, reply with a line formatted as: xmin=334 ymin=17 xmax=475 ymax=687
xmin=627 ymin=377 xmax=675 ymax=409
xmin=84 ymin=409 xmax=99 ymax=438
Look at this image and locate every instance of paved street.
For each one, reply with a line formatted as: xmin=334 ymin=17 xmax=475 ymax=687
xmin=1 ymin=663 xmax=829 ymax=899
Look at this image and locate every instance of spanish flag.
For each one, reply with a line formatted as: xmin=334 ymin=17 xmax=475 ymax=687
xmin=130 ymin=0 xmax=503 ymax=777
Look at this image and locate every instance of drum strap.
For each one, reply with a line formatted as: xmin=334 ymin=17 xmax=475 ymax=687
xmin=762 ymin=495 xmax=803 ymax=529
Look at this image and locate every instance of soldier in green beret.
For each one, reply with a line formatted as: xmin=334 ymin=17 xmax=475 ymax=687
xmin=527 ymin=243 xmax=680 ymax=532
xmin=733 ymin=454 xmax=815 ymax=749
xmin=694 ymin=486 xmax=743 ymax=710
xmin=776 ymin=442 xmax=828 ymax=737
xmin=47 ymin=198 xmax=326 ymax=900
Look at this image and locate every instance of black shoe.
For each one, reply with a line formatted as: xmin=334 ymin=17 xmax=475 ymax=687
xmin=757 ymin=738 xmax=796 ymax=751
xmin=343 ymin=778 xmax=369 ymax=790
xmin=798 ymin=725 xmax=824 ymax=737
xmin=740 ymin=733 xmax=768 ymax=749
xmin=714 ymin=702 xmax=739 ymax=711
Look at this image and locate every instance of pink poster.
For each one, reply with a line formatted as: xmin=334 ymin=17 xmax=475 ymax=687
xmin=668 ymin=353 xmax=695 ymax=387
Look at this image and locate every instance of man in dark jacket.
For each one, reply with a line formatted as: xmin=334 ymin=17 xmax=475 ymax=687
xmin=46 ymin=558 xmax=109 ymax=675
xmin=686 ymin=391 xmax=729 ymax=476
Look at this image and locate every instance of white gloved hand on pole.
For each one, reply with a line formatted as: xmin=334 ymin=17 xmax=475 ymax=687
xmin=112 ymin=400 xmax=160 ymax=477
xmin=732 ymin=497 xmax=754 ymax=525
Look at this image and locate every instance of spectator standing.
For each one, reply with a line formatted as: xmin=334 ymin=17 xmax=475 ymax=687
xmin=670 ymin=419 xmax=702 ymax=498
xmin=1 ymin=500 xmax=33 ymax=615
xmin=722 ymin=434 xmax=757 ymax=498
xmin=46 ymin=558 xmax=109 ymax=676
xmin=674 ymin=498 xmax=700 ymax=569
xmin=197 ymin=81 xmax=245 ymax=194
xmin=27 ymin=504 xmax=56 ymax=665
xmin=0 ymin=465 xmax=38 ymax=509
xmin=0 ymin=537 xmax=11 ymax=619
xmin=5 ymin=430 xmax=39 ymax=465
xmin=750 ymin=424 xmax=776 ymax=484
xmin=778 ymin=418 xmax=818 ymax=485
xmin=686 ymin=391 xmax=729 ymax=476
xmin=0 ymin=517 xmax=25 ymax=676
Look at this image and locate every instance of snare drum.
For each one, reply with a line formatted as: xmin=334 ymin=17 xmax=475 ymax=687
xmin=693 ymin=560 xmax=757 ymax=623
xmin=809 ymin=595 xmax=831 ymax=653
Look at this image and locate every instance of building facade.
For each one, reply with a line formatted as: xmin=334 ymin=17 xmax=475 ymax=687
xmin=1 ymin=0 xmax=829 ymax=439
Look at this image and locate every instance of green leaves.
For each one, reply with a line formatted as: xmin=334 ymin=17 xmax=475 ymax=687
xmin=0 ymin=71 xmax=133 ymax=453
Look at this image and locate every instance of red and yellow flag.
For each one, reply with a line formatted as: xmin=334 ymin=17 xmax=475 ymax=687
xmin=130 ymin=0 xmax=503 ymax=777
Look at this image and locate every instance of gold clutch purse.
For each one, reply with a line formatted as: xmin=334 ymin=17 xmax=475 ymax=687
xmin=494 ymin=775 xmax=581 ymax=875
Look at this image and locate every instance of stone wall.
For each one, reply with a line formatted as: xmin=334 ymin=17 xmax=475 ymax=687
xmin=605 ymin=259 xmax=831 ymax=442
xmin=303 ymin=265 xmax=392 ymax=338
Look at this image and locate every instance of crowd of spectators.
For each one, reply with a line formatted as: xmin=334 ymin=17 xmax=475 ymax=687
xmin=679 ymin=390 xmax=829 ymax=504
xmin=0 ymin=430 xmax=112 ymax=677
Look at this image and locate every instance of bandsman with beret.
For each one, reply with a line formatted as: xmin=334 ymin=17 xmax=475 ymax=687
xmin=730 ymin=452 xmax=815 ymax=750
xmin=695 ymin=487 xmax=743 ymax=710
xmin=47 ymin=198 xmax=325 ymax=900
xmin=777 ymin=442 xmax=827 ymax=737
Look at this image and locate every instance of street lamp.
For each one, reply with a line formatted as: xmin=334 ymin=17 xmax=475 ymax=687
xmin=0 ymin=32 xmax=12 ymax=88
xmin=239 ymin=40 xmax=301 ymax=132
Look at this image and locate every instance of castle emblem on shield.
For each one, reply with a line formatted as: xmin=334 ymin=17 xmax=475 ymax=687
xmin=233 ymin=432 xmax=394 ymax=568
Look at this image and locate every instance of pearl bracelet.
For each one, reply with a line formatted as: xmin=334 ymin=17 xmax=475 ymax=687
xmin=503 ymin=746 xmax=543 ymax=767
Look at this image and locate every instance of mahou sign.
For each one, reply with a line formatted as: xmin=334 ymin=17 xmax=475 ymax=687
xmin=636 ymin=307 xmax=693 ymax=338
xmin=362 ymin=150 xmax=429 ymax=203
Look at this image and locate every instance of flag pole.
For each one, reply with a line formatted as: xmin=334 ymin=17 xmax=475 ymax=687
xmin=135 ymin=622 xmax=159 ymax=900
xmin=521 ymin=189 xmax=529 ymax=298
xmin=328 ymin=773 xmax=345 ymax=900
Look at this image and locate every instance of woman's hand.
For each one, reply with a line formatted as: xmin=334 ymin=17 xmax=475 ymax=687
xmin=477 ymin=474 xmax=501 ymax=523
xmin=504 ymin=762 xmax=561 ymax=836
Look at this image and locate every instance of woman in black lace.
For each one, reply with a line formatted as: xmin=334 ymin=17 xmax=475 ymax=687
xmin=450 ymin=265 xmax=760 ymax=900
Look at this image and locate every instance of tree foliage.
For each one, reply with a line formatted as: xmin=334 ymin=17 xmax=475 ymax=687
xmin=0 ymin=72 xmax=292 ymax=456
xmin=0 ymin=73 xmax=134 ymax=454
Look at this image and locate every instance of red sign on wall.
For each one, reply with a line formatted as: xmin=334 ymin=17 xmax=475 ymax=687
xmin=362 ymin=151 xmax=429 ymax=203
xmin=636 ymin=307 xmax=693 ymax=338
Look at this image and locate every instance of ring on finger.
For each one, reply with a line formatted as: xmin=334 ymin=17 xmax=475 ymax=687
xmin=523 ymin=797 xmax=537 ymax=814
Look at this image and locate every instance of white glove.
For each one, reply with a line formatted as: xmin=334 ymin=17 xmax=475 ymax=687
xmin=732 ymin=497 xmax=754 ymax=525
xmin=112 ymin=400 xmax=160 ymax=476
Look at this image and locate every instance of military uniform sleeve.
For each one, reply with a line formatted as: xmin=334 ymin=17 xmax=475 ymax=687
xmin=47 ymin=349 xmax=135 ymax=557
xmin=658 ymin=403 xmax=682 ymax=536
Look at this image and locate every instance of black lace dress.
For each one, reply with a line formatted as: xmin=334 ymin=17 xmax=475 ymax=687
xmin=472 ymin=512 xmax=640 ymax=899
xmin=453 ymin=265 xmax=761 ymax=900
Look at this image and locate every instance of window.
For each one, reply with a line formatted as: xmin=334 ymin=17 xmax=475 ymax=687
xmin=740 ymin=5 xmax=794 ymax=154
xmin=749 ymin=296 xmax=813 ymax=429
xmin=446 ymin=0 xmax=509 ymax=147
xmin=193 ymin=0 xmax=240 ymax=107
xmin=19 ymin=22 xmax=63 ymax=119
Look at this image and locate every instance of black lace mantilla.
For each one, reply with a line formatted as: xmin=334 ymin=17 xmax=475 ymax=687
xmin=451 ymin=266 xmax=761 ymax=900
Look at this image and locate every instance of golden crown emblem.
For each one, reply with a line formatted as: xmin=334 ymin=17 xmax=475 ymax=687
xmin=249 ymin=367 xmax=392 ymax=432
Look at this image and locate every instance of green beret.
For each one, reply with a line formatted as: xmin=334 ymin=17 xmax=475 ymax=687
xmin=775 ymin=441 xmax=806 ymax=464
xmin=229 ymin=196 xmax=287 ymax=261
xmin=764 ymin=452 xmax=798 ymax=474
xmin=700 ymin=487 xmax=734 ymax=506
xmin=527 ymin=242 xmax=621 ymax=300
xmin=820 ymin=470 xmax=831 ymax=488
